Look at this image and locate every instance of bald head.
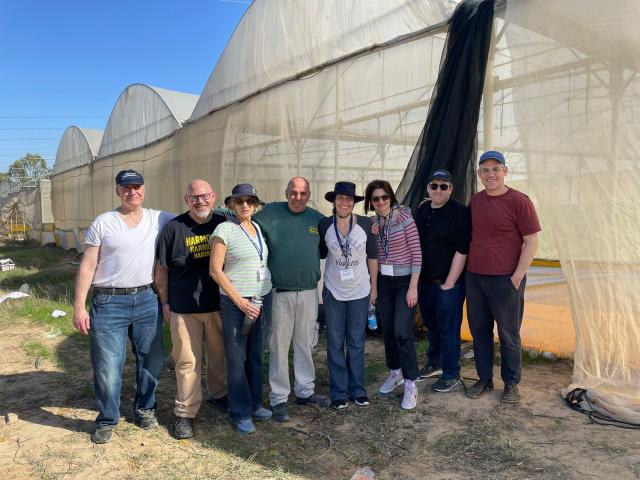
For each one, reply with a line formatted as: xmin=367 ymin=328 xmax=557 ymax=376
xmin=184 ymin=179 xmax=216 ymax=222
xmin=187 ymin=179 xmax=213 ymax=195
xmin=286 ymin=176 xmax=311 ymax=213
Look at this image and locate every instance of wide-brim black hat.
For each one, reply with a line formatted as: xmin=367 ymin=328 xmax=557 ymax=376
xmin=324 ymin=181 xmax=364 ymax=203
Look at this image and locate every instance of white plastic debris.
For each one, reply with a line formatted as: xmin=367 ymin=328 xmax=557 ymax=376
xmin=0 ymin=259 xmax=15 ymax=271
xmin=350 ymin=467 xmax=374 ymax=480
xmin=463 ymin=350 xmax=474 ymax=359
xmin=0 ymin=291 xmax=30 ymax=304
xmin=45 ymin=328 xmax=62 ymax=338
xmin=542 ymin=351 xmax=557 ymax=361
xmin=5 ymin=413 xmax=19 ymax=424
xmin=51 ymin=310 xmax=67 ymax=318
xmin=19 ymin=283 xmax=30 ymax=293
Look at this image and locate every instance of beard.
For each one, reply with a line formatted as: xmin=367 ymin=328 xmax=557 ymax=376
xmin=191 ymin=208 xmax=212 ymax=221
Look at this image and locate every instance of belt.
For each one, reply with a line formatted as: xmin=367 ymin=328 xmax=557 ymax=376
xmin=275 ymin=288 xmax=296 ymax=293
xmin=430 ymin=279 xmax=442 ymax=285
xmin=93 ymin=284 xmax=153 ymax=295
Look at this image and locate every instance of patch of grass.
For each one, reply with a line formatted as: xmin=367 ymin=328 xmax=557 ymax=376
xmin=521 ymin=348 xmax=564 ymax=366
xmin=587 ymin=440 xmax=628 ymax=457
xmin=415 ymin=339 xmax=429 ymax=357
xmin=365 ymin=358 xmax=387 ymax=384
xmin=21 ymin=339 xmax=55 ymax=360
xmin=0 ymin=242 xmax=78 ymax=303
xmin=0 ymin=296 xmax=75 ymax=335
xmin=431 ymin=416 xmax=567 ymax=479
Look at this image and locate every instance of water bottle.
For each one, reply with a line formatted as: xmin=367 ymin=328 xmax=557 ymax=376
xmin=367 ymin=304 xmax=378 ymax=330
xmin=240 ymin=295 xmax=263 ymax=336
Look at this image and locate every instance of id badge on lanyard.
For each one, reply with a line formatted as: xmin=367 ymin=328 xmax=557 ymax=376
xmin=258 ymin=265 xmax=269 ymax=281
xmin=340 ymin=268 xmax=355 ymax=281
xmin=334 ymin=215 xmax=354 ymax=283
xmin=234 ymin=218 xmax=267 ymax=281
xmin=380 ymin=264 xmax=394 ymax=276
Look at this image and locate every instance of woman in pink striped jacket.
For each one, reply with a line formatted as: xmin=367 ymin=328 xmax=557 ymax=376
xmin=364 ymin=180 xmax=422 ymax=410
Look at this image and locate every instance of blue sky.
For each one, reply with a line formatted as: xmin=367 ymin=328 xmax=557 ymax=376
xmin=0 ymin=0 xmax=250 ymax=171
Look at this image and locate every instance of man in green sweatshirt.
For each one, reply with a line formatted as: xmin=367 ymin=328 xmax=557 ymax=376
xmin=254 ymin=177 xmax=330 ymax=422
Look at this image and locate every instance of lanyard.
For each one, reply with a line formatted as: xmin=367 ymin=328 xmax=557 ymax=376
xmin=333 ymin=214 xmax=353 ymax=264
xmin=233 ymin=218 xmax=264 ymax=262
xmin=376 ymin=208 xmax=393 ymax=260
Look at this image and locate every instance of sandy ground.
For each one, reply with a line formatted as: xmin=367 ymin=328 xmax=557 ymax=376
xmin=1 ymin=318 xmax=639 ymax=480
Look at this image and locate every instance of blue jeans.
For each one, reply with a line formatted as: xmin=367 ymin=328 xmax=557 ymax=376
xmin=220 ymin=292 xmax=272 ymax=423
xmin=322 ymin=288 xmax=368 ymax=402
xmin=377 ymin=274 xmax=419 ymax=380
xmin=418 ymin=281 xmax=465 ymax=380
xmin=465 ymin=272 xmax=526 ymax=385
xmin=90 ymin=290 xmax=164 ymax=427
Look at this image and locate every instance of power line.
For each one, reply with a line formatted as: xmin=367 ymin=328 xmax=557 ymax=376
xmin=0 ymin=115 xmax=105 ymax=119
xmin=0 ymin=128 xmax=66 ymax=131
xmin=0 ymin=138 xmax=60 ymax=141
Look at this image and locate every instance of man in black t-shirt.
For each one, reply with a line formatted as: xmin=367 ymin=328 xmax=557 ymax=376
xmin=155 ymin=179 xmax=227 ymax=439
xmin=414 ymin=170 xmax=471 ymax=393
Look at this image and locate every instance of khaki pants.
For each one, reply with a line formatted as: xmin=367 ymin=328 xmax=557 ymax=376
xmin=268 ymin=289 xmax=319 ymax=406
xmin=170 ymin=311 xmax=227 ymax=418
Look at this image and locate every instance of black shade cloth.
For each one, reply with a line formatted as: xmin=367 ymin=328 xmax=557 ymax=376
xmin=397 ymin=0 xmax=495 ymax=211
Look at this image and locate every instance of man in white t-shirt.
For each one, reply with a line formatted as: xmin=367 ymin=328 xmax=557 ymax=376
xmin=73 ymin=169 xmax=174 ymax=444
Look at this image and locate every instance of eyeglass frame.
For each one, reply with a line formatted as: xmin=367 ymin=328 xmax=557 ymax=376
xmin=428 ymin=183 xmax=451 ymax=191
xmin=186 ymin=192 xmax=214 ymax=203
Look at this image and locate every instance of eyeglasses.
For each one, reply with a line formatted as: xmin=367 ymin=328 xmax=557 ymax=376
xmin=187 ymin=192 xmax=213 ymax=203
xmin=233 ymin=197 xmax=256 ymax=206
xmin=371 ymin=194 xmax=390 ymax=203
xmin=429 ymin=183 xmax=450 ymax=191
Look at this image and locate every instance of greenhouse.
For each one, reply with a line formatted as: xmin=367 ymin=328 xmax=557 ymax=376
xmin=50 ymin=0 xmax=640 ymax=425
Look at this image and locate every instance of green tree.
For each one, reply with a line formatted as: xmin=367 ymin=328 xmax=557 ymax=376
xmin=6 ymin=153 xmax=50 ymax=182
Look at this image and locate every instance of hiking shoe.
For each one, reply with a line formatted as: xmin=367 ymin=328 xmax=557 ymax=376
xmin=134 ymin=409 xmax=158 ymax=430
xmin=354 ymin=396 xmax=370 ymax=407
xmin=252 ymin=407 xmax=273 ymax=421
xmin=379 ymin=370 xmax=404 ymax=394
xmin=416 ymin=365 xmax=443 ymax=381
xmin=401 ymin=382 xmax=418 ymax=410
xmin=173 ymin=417 xmax=194 ymax=439
xmin=502 ymin=384 xmax=521 ymax=404
xmin=296 ymin=393 xmax=331 ymax=408
xmin=90 ymin=425 xmax=113 ymax=444
xmin=234 ymin=419 xmax=256 ymax=434
xmin=332 ymin=399 xmax=348 ymax=410
xmin=207 ymin=394 xmax=229 ymax=413
xmin=465 ymin=378 xmax=494 ymax=399
xmin=271 ymin=402 xmax=290 ymax=422
xmin=432 ymin=377 xmax=463 ymax=393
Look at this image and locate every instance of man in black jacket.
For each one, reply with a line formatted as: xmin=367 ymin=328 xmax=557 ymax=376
xmin=414 ymin=170 xmax=471 ymax=392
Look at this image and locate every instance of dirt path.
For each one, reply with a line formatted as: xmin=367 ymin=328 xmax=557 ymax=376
xmin=1 ymin=319 xmax=639 ymax=480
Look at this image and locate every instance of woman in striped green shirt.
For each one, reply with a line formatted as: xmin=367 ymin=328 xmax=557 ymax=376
xmin=210 ymin=183 xmax=272 ymax=434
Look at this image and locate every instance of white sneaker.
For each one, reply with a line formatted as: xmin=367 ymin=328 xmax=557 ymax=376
xmin=379 ymin=371 xmax=404 ymax=394
xmin=401 ymin=382 xmax=418 ymax=410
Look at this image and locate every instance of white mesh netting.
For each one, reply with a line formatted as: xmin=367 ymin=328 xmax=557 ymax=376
xmin=51 ymin=0 xmax=640 ymax=422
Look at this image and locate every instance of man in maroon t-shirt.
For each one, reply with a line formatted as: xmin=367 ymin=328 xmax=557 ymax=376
xmin=465 ymin=150 xmax=540 ymax=404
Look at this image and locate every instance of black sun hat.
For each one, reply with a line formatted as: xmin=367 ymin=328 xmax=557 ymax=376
xmin=324 ymin=181 xmax=364 ymax=203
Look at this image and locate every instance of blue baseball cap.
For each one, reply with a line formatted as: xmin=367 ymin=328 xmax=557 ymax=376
xmin=115 ymin=169 xmax=144 ymax=186
xmin=479 ymin=150 xmax=506 ymax=165
xmin=428 ymin=169 xmax=453 ymax=182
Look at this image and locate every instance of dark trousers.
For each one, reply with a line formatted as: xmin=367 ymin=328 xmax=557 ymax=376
xmin=465 ymin=271 xmax=526 ymax=385
xmin=377 ymin=274 xmax=419 ymax=380
xmin=418 ymin=281 xmax=465 ymax=380
xmin=220 ymin=292 xmax=272 ymax=423
xmin=322 ymin=288 xmax=368 ymax=402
